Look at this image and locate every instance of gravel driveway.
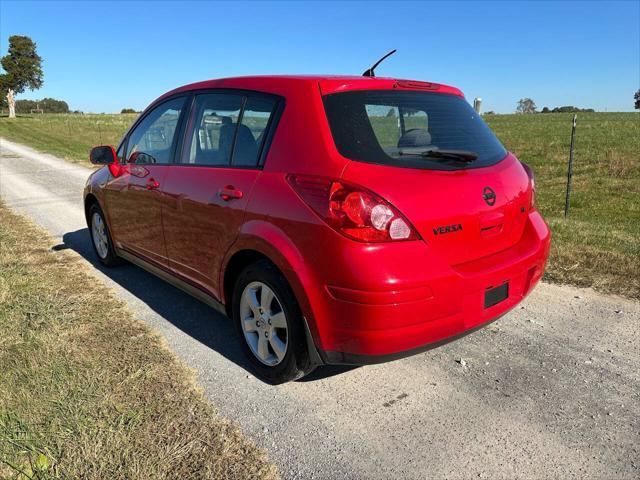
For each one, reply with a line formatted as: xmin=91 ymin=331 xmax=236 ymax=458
xmin=1 ymin=138 xmax=638 ymax=479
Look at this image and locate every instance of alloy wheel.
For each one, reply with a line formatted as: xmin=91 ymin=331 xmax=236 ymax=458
xmin=240 ymin=281 xmax=289 ymax=366
xmin=91 ymin=212 xmax=109 ymax=259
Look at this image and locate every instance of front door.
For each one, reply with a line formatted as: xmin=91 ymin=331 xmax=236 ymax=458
xmin=104 ymin=96 xmax=187 ymax=267
xmin=162 ymin=92 xmax=279 ymax=299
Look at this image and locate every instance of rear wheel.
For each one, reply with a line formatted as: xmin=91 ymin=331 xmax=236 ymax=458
xmin=233 ymin=260 xmax=314 ymax=384
xmin=88 ymin=203 xmax=121 ymax=267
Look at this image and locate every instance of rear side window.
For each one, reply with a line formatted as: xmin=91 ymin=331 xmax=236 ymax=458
xmin=182 ymin=93 xmax=244 ymax=165
xmin=181 ymin=93 xmax=279 ymax=167
xmin=323 ymin=91 xmax=507 ymax=170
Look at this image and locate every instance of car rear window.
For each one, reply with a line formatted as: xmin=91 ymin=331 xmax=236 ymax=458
xmin=323 ymin=90 xmax=507 ymax=170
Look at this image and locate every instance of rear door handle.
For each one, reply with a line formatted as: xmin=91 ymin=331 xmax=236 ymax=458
xmin=146 ymin=178 xmax=160 ymax=190
xmin=218 ymin=185 xmax=243 ymax=201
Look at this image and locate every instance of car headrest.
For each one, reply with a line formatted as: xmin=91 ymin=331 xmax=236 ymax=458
xmin=397 ymin=128 xmax=432 ymax=148
xmin=233 ymin=124 xmax=258 ymax=166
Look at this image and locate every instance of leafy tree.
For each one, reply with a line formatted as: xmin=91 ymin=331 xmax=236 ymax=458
xmin=516 ymin=98 xmax=537 ymax=114
xmin=635 ymin=89 xmax=640 ymax=110
xmin=385 ymin=108 xmax=396 ymax=117
xmin=0 ymin=35 xmax=44 ymax=118
xmin=121 ymin=108 xmax=137 ymax=114
xmin=541 ymin=106 xmax=550 ymax=113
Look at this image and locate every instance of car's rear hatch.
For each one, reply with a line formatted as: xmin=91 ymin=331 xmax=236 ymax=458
xmin=341 ymin=155 xmax=531 ymax=265
xmin=323 ymin=87 xmax=533 ymax=266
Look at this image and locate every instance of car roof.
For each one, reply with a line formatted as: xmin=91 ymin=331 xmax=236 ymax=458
xmin=155 ymin=75 xmax=464 ymax=104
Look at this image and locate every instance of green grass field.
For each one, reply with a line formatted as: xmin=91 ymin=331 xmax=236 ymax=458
xmin=0 ymin=113 xmax=137 ymax=163
xmin=485 ymin=113 xmax=639 ymax=298
xmin=1 ymin=112 xmax=638 ymax=298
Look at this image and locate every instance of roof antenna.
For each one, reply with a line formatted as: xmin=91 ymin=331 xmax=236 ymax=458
xmin=362 ymin=49 xmax=397 ymax=77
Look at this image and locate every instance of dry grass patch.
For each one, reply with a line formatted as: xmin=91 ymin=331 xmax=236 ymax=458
xmin=599 ymin=149 xmax=639 ymax=179
xmin=0 ymin=203 xmax=278 ymax=480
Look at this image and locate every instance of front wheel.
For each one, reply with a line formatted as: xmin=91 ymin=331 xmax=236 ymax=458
xmin=233 ymin=260 xmax=314 ymax=384
xmin=88 ymin=203 xmax=121 ymax=267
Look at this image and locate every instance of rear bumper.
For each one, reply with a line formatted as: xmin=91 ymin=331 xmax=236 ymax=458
xmin=320 ymin=313 xmax=506 ymax=365
xmin=307 ymin=211 xmax=551 ymax=365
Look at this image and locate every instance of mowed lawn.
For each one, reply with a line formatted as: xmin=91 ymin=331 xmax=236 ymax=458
xmin=1 ymin=111 xmax=638 ymax=298
xmin=0 ymin=113 xmax=136 ymax=163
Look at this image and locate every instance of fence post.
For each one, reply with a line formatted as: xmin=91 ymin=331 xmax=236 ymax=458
xmin=564 ymin=114 xmax=577 ymax=218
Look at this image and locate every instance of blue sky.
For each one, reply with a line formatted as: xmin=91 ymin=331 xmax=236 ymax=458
xmin=1 ymin=0 xmax=638 ymax=113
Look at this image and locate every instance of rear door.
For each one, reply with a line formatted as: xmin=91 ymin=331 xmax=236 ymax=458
xmin=161 ymin=91 xmax=280 ymax=298
xmin=104 ymin=96 xmax=187 ymax=267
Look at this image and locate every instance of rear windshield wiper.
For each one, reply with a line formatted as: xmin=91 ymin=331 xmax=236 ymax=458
xmin=398 ymin=149 xmax=478 ymax=163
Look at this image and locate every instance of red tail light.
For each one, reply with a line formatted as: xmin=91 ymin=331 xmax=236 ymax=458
xmin=521 ymin=162 xmax=536 ymax=209
xmin=286 ymin=174 xmax=420 ymax=242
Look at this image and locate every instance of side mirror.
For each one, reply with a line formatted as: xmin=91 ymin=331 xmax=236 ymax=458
xmin=128 ymin=151 xmax=156 ymax=164
xmin=89 ymin=145 xmax=118 ymax=165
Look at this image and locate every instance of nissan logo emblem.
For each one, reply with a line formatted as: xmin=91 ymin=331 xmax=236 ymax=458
xmin=483 ymin=186 xmax=496 ymax=206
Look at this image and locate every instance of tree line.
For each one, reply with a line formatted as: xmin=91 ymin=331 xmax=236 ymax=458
xmin=14 ymin=98 xmax=69 ymax=113
xmin=516 ymin=96 xmax=639 ymax=114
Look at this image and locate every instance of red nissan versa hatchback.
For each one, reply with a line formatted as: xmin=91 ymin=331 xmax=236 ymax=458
xmin=84 ymin=74 xmax=550 ymax=384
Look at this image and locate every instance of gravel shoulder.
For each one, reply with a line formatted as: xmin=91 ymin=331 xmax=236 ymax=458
xmin=1 ymin=138 xmax=638 ymax=479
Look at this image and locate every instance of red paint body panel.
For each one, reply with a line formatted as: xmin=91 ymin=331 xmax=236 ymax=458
xmin=104 ymin=164 xmax=172 ymax=267
xmin=161 ymin=167 xmax=260 ymax=298
xmin=341 ymin=153 xmax=532 ymax=265
xmin=84 ymin=74 xmax=551 ymax=364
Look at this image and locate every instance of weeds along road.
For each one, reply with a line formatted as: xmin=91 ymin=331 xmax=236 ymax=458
xmin=1 ymin=138 xmax=638 ymax=480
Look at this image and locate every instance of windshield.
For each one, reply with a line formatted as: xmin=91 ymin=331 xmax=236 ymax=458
xmin=323 ymin=90 xmax=507 ymax=170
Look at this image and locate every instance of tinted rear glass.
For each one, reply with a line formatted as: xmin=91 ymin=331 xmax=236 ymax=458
xmin=323 ymin=90 xmax=507 ymax=170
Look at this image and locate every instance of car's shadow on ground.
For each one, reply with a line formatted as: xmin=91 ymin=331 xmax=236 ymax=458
xmin=61 ymin=228 xmax=358 ymax=383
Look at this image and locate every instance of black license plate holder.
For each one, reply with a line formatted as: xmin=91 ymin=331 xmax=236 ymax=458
xmin=484 ymin=282 xmax=509 ymax=308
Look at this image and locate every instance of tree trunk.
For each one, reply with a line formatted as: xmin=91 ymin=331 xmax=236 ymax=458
xmin=7 ymin=89 xmax=16 ymax=118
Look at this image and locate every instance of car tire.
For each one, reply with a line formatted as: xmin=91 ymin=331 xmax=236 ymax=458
xmin=233 ymin=260 xmax=315 ymax=384
xmin=88 ymin=203 xmax=121 ymax=267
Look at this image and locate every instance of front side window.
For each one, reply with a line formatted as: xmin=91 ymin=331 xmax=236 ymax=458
xmin=116 ymin=142 xmax=125 ymax=162
xmin=125 ymin=97 xmax=185 ymax=164
xmin=323 ymin=90 xmax=507 ymax=170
